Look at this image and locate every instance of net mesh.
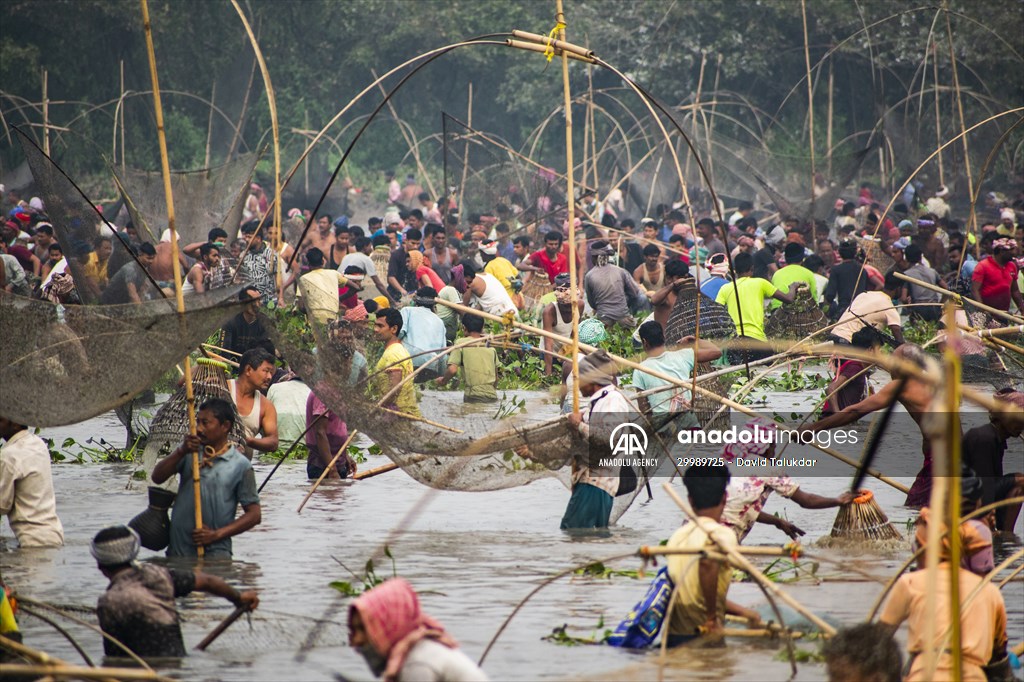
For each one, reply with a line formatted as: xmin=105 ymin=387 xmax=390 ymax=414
xmin=17 ymin=131 xmax=151 ymax=305
xmin=114 ymin=153 xmax=258 ymax=246
xmin=269 ymin=317 xmax=653 ymax=523
xmin=442 ymin=113 xmax=560 ymax=230
xmin=0 ymin=288 xmax=243 ymax=427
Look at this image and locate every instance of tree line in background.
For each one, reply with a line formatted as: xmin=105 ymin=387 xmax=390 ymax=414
xmin=1 ymin=0 xmax=1021 ymax=204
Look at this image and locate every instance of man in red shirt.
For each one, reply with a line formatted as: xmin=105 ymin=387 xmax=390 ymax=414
xmin=525 ymin=230 xmax=569 ymax=284
xmin=972 ymin=238 xmax=1022 ymax=313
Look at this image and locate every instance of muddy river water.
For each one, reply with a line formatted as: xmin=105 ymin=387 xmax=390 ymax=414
xmin=3 ymin=383 xmax=1022 ymax=681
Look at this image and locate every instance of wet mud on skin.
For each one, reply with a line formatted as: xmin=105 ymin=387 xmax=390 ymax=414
xmin=4 ymin=383 xmax=1022 ymax=681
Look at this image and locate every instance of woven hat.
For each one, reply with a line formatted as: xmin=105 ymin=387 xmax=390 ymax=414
xmin=91 ymin=526 xmax=141 ymax=567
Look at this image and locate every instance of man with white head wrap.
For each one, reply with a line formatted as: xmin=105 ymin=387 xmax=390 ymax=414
xmin=92 ymin=525 xmax=259 ymax=658
xmin=584 ymin=240 xmax=643 ymax=328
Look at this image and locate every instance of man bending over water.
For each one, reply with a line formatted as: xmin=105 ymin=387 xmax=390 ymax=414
xmin=92 ymin=525 xmax=258 ymax=658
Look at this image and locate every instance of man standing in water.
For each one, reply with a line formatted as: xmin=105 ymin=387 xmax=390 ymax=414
xmin=802 ymin=344 xmax=938 ymax=508
xmin=92 ymin=525 xmax=259 ymax=657
xmin=372 ymin=308 xmax=420 ymax=417
xmin=0 ymin=416 xmax=64 ymax=547
xmin=228 ymin=348 xmax=280 ymax=459
xmin=152 ymin=398 xmax=262 ymax=558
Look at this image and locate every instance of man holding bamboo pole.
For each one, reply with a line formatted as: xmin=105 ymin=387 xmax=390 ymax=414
xmin=153 ymin=399 xmax=262 ymax=559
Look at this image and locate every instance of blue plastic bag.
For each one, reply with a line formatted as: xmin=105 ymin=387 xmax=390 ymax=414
xmin=607 ymin=567 xmax=674 ymax=648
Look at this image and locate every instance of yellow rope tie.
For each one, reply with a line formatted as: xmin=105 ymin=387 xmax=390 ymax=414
xmin=543 ymin=21 xmax=567 ymax=62
xmin=501 ymin=311 xmax=516 ymax=345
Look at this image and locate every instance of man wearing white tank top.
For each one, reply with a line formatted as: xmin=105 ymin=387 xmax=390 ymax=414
xmin=460 ymin=261 xmax=518 ymax=318
xmin=229 ymin=348 xmax=279 ymax=459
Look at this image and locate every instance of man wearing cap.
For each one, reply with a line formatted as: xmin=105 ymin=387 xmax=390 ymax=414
xmin=542 ymin=273 xmax=586 ymax=375
xmin=0 ymin=417 xmax=63 ymax=547
xmin=92 ymin=525 xmax=258 ymax=658
xmin=997 ymin=208 xmax=1017 ymax=238
xmin=972 ymin=238 xmax=1023 ymax=314
xmin=700 ymin=253 xmax=731 ymax=300
xmin=480 ymin=239 xmax=520 ymax=306
xmin=584 ymin=240 xmax=643 ymax=328
xmin=562 ymin=349 xmax=632 ymax=530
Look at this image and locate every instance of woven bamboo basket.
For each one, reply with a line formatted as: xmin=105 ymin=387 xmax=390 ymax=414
xmin=830 ymin=489 xmax=903 ymax=541
xmin=764 ymin=290 xmax=828 ymax=340
xmin=142 ymin=359 xmax=247 ymax=488
xmin=665 ymin=279 xmax=735 ymax=430
xmin=521 ymin=275 xmax=554 ymax=309
xmin=857 ymin=237 xmax=895 ymax=274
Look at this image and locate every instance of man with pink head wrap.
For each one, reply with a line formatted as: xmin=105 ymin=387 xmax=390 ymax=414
xmin=349 ymin=578 xmax=487 ymax=681
xmin=721 ymin=418 xmax=853 ymax=542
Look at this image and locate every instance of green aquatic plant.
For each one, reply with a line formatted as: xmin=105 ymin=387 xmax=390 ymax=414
xmin=44 ymin=433 xmax=143 ymax=464
xmin=542 ymin=616 xmax=612 ymax=646
xmin=329 ymin=545 xmax=398 ymax=598
xmin=492 ymin=393 xmax=526 ymax=419
xmin=574 ymin=561 xmax=643 ymax=580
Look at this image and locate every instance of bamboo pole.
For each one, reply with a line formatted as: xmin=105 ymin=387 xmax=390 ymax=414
xmin=195 ymin=603 xmax=250 ymax=651
xmin=230 ymin=0 xmax=281 ymax=253
xmin=457 ymin=84 xmax=473 ymax=225
xmin=379 ymin=405 xmax=463 ymax=433
xmin=227 ymin=55 xmax=257 ymax=164
xmin=139 ymin=0 xmax=202 ymax=558
xmin=662 ymin=482 xmax=836 ymax=635
xmin=943 ymin=303 xmax=963 ymax=681
xmin=352 ymin=461 xmax=400 ymax=480
xmin=893 ymin=271 xmax=1024 ymax=324
xmin=297 ymin=430 xmax=358 ymax=513
xmin=800 ymin=0 xmax=815 ymax=207
xmin=826 ymin=58 xmax=834 ymax=179
xmin=42 ymin=69 xmax=49 ymax=156
xmin=933 ymin=44 xmax=945 ymax=186
xmin=556 ymin=0 xmax=581 ymax=417
xmin=204 ymin=80 xmax=216 ymax=168
xmin=706 ymin=53 xmax=723 ymax=186
xmin=371 ymin=69 xmax=437 ymax=200
xmin=433 ymin=297 xmax=908 ymax=491
xmin=0 ymin=664 xmax=169 ymax=682
xmin=944 ymin=9 xmax=975 ymax=258
xmin=684 ymin=50 xmax=707 ymax=183
xmin=119 ymin=60 xmax=126 ymax=172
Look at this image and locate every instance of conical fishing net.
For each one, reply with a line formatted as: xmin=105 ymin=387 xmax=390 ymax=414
xmin=16 ymin=130 xmax=156 ymax=305
xmin=764 ymin=289 xmax=828 ymax=340
xmin=113 ymin=153 xmax=258 ymax=246
xmin=269 ymin=318 xmax=654 ymax=524
xmin=442 ymin=113 xmax=561 ymax=229
xmin=141 ymin=359 xmax=250 ymax=491
xmin=0 ymin=288 xmax=244 ymax=427
xmin=664 ymin=278 xmax=734 ymax=430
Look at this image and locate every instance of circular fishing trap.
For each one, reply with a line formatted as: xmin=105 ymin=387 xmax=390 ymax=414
xmin=521 ymin=276 xmax=554 ymax=309
xmin=856 ymin=237 xmax=894 ymax=274
xmin=829 ymin=490 xmax=903 ymax=542
xmin=141 ymin=359 xmax=248 ymax=490
xmin=764 ymin=290 xmax=828 ymax=340
xmin=664 ymin=278 xmax=735 ymax=430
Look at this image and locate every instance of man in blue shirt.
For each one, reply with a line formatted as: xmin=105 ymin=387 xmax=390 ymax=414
xmin=152 ymin=398 xmax=261 ymax=559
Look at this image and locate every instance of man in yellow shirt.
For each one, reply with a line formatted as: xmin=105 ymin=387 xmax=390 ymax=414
xmin=297 ymin=247 xmax=357 ymax=326
xmin=480 ymin=239 xmax=521 ymax=307
xmin=665 ymin=464 xmax=760 ymax=647
xmin=372 ymin=308 xmax=420 ymax=417
xmin=714 ymin=251 xmax=798 ymax=362
xmin=82 ymin=236 xmax=113 ymax=291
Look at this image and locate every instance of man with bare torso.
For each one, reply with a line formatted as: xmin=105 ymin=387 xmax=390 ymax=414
xmin=802 ymin=344 xmax=939 ymax=507
xmin=650 ymin=259 xmax=690 ymax=332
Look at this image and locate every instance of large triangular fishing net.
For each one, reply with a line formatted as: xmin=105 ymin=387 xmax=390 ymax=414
xmin=16 ymin=130 xmax=155 ymax=305
xmin=270 ymin=317 xmax=653 ymax=524
xmin=114 ymin=153 xmax=258 ymax=246
xmin=442 ymin=113 xmax=562 ymax=229
xmin=0 ymin=288 xmax=244 ymax=427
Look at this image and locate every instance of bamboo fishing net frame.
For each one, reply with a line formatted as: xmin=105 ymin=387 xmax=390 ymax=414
xmin=140 ymin=0 xmax=204 ymax=557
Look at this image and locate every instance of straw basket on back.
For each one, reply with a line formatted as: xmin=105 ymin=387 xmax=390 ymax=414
xmin=141 ymin=358 xmax=246 ymax=489
xmin=765 ymin=289 xmax=828 ymax=340
xmin=830 ymin=489 xmax=903 ymax=541
xmin=665 ymin=279 xmax=735 ymax=431
xmin=857 ymin=237 xmax=895 ymax=274
xmin=521 ymin=275 xmax=554 ymax=310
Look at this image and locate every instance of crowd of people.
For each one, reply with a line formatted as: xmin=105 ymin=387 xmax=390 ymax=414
xmin=2 ymin=175 xmax=1023 ymax=681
